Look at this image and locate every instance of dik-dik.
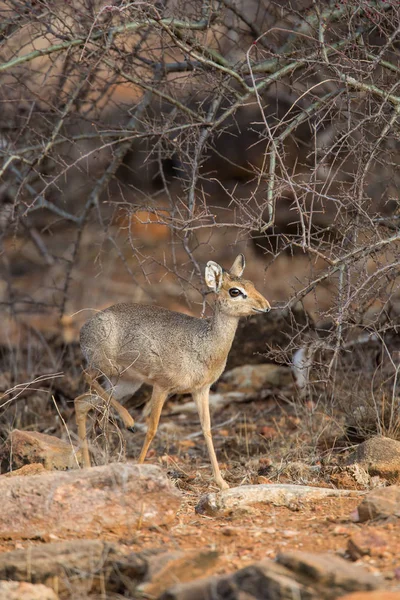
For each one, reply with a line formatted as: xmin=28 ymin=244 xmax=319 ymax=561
xmin=75 ymin=254 xmax=270 ymax=489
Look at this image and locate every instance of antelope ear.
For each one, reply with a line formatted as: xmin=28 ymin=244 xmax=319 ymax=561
xmin=229 ymin=254 xmax=245 ymax=277
xmin=205 ymin=261 xmax=223 ymax=292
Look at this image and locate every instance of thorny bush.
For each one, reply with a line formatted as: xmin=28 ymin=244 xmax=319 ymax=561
xmin=0 ymin=0 xmax=399 ymax=453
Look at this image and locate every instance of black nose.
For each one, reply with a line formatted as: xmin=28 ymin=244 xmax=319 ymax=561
xmin=127 ymin=425 xmax=135 ymax=433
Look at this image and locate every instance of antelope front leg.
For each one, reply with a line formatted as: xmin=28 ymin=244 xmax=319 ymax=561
xmin=192 ymin=386 xmax=229 ymax=490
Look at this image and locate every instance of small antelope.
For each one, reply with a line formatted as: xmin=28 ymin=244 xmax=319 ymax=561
xmin=75 ymin=254 xmax=270 ymax=489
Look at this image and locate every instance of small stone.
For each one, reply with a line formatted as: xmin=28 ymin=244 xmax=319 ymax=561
xmin=347 ymin=529 xmax=390 ymax=560
xmin=221 ymin=527 xmax=237 ymax=536
xmin=217 ymin=429 xmax=230 ymax=437
xmin=177 ymin=440 xmax=196 ymax=450
xmin=259 ymin=426 xmax=278 ymax=440
xmin=348 ymin=437 xmax=400 ymax=483
xmin=332 ymin=525 xmax=350 ymax=536
xmin=257 ymin=476 xmax=273 ymax=484
xmin=265 ymin=527 xmax=276 ymax=534
xmin=282 ymin=529 xmax=298 ymax=538
xmin=357 ymin=486 xmax=400 ymax=522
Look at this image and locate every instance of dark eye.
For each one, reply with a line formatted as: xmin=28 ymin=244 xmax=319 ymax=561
xmin=229 ymin=288 xmax=242 ymax=298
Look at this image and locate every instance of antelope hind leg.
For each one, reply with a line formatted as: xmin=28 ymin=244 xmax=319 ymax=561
xmin=83 ymin=371 xmax=135 ymax=431
xmin=74 ymin=392 xmax=95 ymax=468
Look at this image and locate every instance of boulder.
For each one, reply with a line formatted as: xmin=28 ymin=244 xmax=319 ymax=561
xmin=277 ymin=551 xmax=384 ymax=596
xmin=348 ymin=437 xmax=400 ymax=483
xmin=139 ymin=550 xmax=219 ymax=597
xmin=357 ymin=486 xmax=400 ymax=522
xmin=0 ymin=463 xmax=181 ymax=539
xmin=0 ymin=541 xmax=218 ymax=598
xmin=0 ymin=540 xmax=200 ymax=596
xmin=161 ymin=551 xmax=385 ymax=600
xmin=3 ymin=430 xmax=82 ymax=471
xmin=0 ymin=541 xmax=118 ymax=582
xmin=160 ymin=560 xmax=312 ymax=600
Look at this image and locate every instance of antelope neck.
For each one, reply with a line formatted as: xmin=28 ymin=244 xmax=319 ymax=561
xmin=209 ymin=302 xmax=240 ymax=349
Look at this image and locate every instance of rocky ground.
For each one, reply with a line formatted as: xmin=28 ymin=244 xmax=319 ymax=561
xmin=0 ymin=373 xmax=400 ymax=599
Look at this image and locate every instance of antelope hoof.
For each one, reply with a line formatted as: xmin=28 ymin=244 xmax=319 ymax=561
xmin=127 ymin=425 xmax=135 ymax=433
xmin=217 ymin=479 xmax=229 ymax=491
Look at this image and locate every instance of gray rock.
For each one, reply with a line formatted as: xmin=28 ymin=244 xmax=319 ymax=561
xmin=0 ymin=463 xmax=181 ymax=538
xmin=0 ymin=540 xmax=175 ymax=596
xmin=161 ymin=551 xmax=386 ymax=600
xmin=277 ymin=551 xmax=384 ymax=596
xmin=196 ymin=484 xmax=364 ymax=516
xmin=160 ymin=560 xmax=314 ymax=600
xmin=357 ymin=485 xmax=400 ymax=522
xmin=0 ymin=540 xmax=122 ymax=585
